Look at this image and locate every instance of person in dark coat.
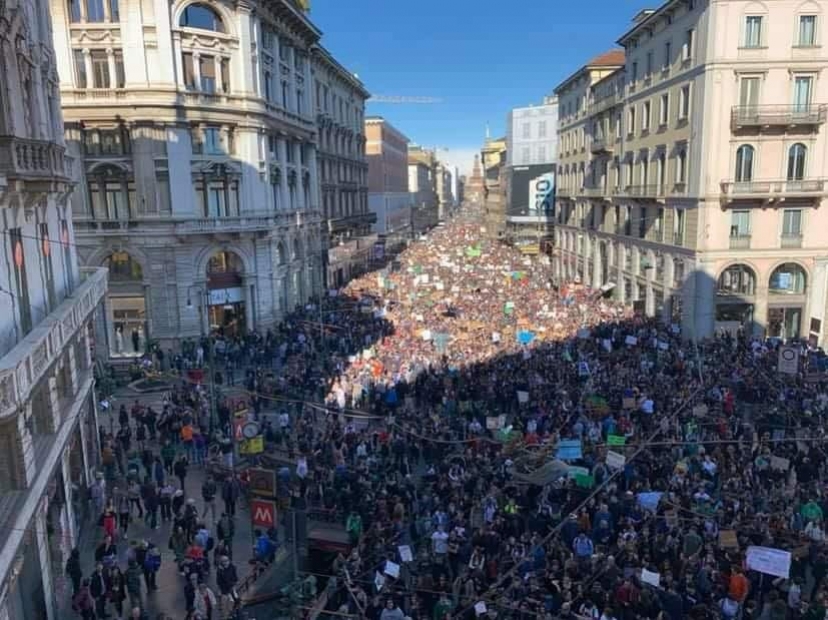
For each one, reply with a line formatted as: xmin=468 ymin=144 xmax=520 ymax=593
xmin=89 ymin=562 xmax=109 ymax=619
xmin=222 ymin=476 xmax=240 ymax=517
xmin=65 ymin=548 xmax=83 ymax=595
xmin=106 ymin=565 xmax=127 ymax=617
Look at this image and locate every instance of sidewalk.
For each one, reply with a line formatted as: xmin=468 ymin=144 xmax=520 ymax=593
xmin=70 ymin=389 xmax=256 ymax=619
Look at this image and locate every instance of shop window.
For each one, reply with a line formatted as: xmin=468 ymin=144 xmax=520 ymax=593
xmin=105 ymin=252 xmax=143 ymax=282
xmin=718 ymin=264 xmax=756 ymax=296
xmin=769 ymin=263 xmax=807 ymax=295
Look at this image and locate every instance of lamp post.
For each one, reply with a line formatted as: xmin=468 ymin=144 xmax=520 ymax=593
xmin=186 ymin=286 xmax=217 ymax=434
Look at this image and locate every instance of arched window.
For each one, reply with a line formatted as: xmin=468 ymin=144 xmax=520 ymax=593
xmin=735 ymin=145 xmax=754 ymax=182
xmin=180 ymin=3 xmax=224 ymax=32
xmin=787 ymin=143 xmax=807 ymax=181
xmin=207 ymin=251 xmax=243 ymax=275
xmin=105 ymin=251 xmax=142 ymax=282
xmin=292 ymin=239 xmax=303 ymax=261
xmin=718 ymin=264 xmax=756 ymax=296
xmin=769 ymin=263 xmax=807 ymax=295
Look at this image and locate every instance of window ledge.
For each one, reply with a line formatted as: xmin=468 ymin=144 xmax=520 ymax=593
xmin=738 ymin=45 xmax=768 ymax=50
xmin=792 ymin=44 xmax=821 ymax=49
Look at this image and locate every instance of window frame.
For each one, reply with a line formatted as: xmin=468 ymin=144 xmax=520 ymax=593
xmin=797 ymin=14 xmax=818 ymax=47
xmin=743 ymin=15 xmax=764 ymax=48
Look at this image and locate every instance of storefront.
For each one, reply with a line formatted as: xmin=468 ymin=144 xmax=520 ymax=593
xmin=104 ymin=251 xmax=148 ymax=357
xmin=766 ymin=262 xmax=807 ymax=341
xmin=207 ymin=251 xmax=246 ymax=336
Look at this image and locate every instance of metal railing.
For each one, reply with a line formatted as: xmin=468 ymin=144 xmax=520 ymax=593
xmin=590 ymin=137 xmax=614 ymax=153
xmin=729 ymin=234 xmax=751 ymax=249
xmin=731 ymin=104 xmax=826 ymax=127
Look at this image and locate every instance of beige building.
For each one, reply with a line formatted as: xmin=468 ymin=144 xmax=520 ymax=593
xmin=366 ymin=117 xmax=412 ymax=248
xmin=481 ymin=136 xmax=508 ymax=238
xmin=553 ymin=0 xmax=828 ymax=344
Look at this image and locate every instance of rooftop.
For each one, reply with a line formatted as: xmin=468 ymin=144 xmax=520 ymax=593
xmin=553 ymin=48 xmax=625 ymax=94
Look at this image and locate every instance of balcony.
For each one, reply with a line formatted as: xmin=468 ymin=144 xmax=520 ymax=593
xmin=590 ymin=137 xmax=614 ymax=154
xmin=729 ymin=234 xmax=751 ymax=249
xmin=720 ymin=178 xmax=828 ymax=202
xmin=0 ymin=136 xmax=69 ymax=183
xmin=328 ymin=211 xmax=378 ymax=233
xmin=625 ymin=184 xmax=665 ymax=200
xmin=581 ymin=187 xmax=608 ymax=198
xmin=0 ymin=267 xmax=107 ymax=419
xmin=780 ymin=233 xmax=803 ymax=248
xmin=731 ymin=104 xmax=826 ymax=129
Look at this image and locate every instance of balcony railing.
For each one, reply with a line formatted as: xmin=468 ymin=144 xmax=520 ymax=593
xmin=729 ymin=234 xmax=751 ymax=249
xmin=0 ymin=136 xmax=68 ymax=181
xmin=731 ymin=104 xmax=826 ymax=128
xmin=590 ymin=137 xmax=614 ymax=154
xmin=721 ymin=178 xmax=828 ymax=200
xmin=0 ymin=267 xmax=107 ymax=419
xmin=780 ymin=233 xmax=803 ymax=248
xmin=625 ymin=184 xmax=665 ymax=199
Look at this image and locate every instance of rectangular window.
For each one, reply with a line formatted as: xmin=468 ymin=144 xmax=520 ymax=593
xmin=90 ymin=50 xmax=109 ymax=88
xmin=73 ymin=49 xmax=87 ymax=88
xmin=679 ymin=85 xmax=690 ymax=119
xmin=730 ymin=210 xmax=751 ymax=237
xmin=638 ymin=207 xmax=647 ymax=238
xmin=627 ymin=107 xmax=636 ymax=135
xmin=674 ymin=208 xmax=686 ymax=244
xmin=521 ymin=147 xmax=530 ymax=164
xmin=538 ymin=120 xmax=547 ymax=138
xmin=60 ymin=220 xmax=74 ymax=293
xmin=793 ymin=76 xmax=813 ymax=111
xmin=642 ymin=101 xmax=651 ymax=131
xmin=296 ymin=89 xmax=304 ymax=115
xmin=676 ymin=149 xmax=687 ymax=183
xmin=281 ymin=81 xmax=289 ymax=109
xmin=69 ymin=0 xmax=81 ymax=22
xmin=659 ymin=93 xmax=669 ymax=125
xmin=739 ymin=76 xmax=761 ymax=109
xmin=683 ymin=29 xmax=694 ymax=59
xmin=264 ymin=71 xmax=272 ymax=101
xmin=646 ymin=51 xmax=653 ymax=77
xmin=663 ymin=41 xmax=671 ymax=69
xmin=86 ymin=0 xmax=104 ymax=22
xmin=109 ymin=0 xmax=119 ymax=21
xmin=200 ymin=56 xmax=216 ymax=93
xmin=8 ymin=228 xmax=32 ymax=336
xmin=104 ymin=181 xmax=128 ymax=219
xmin=204 ymin=127 xmax=223 ymax=154
xmin=40 ymin=223 xmax=56 ymax=311
xmin=631 ymin=61 xmax=638 ymax=83
xmin=744 ymin=16 xmax=763 ymax=47
xmin=113 ymin=50 xmax=124 ymax=88
xmin=537 ymin=145 xmax=546 ymax=162
xmin=783 ymin=209 xmax=802 ymax=236
xmin=799 ymin=15 xmax=817 ymax=46
xmin=522 ymin=123 xmax=531 ymax=139
xmin=183 ymin=53 xmax=195 ymax=89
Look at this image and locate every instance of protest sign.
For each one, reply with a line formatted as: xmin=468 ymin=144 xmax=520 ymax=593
xmin=770 ymin=456 xmax=790 ymax=471
xmin=641 ymin=569 xmax=660 ymax=587
xmin=606 ymin=450 xmax=626 ymax=470
xmin=602 ymin=339 xmax=612 ymax=352
xmin=516 ymin=390 xmax=529 ymax=404
xmin=636 ymin=492 xmax=662 ymax=513
xmin=625 ymin=335 xmax=638 ymax=346
xmin=374 ymin=571 xmax=384 ymax=592
xmin=778 ymin=346 xmax=799 ymax=375
xmin=384 ymin=560 xmax=401 ymax=579
xmin=719 ymin=530 xmax=738 ymax=549
xmin=567 ymin=466 xmax=589 ymax=478
xmin=622 ymin=397 xmax=636 ymax=409
xmin=474 ymin=602 xmax=487 ymax=616
xmin=557 ymin=439 xmax=582 ymax=460
xmin=577 ymin=328 xmax=591 ymax=339
xmin=658 ymin=340 xmax=669 ymax=351
xmin=746 ymin=546 xmax=791 ymax=578
xmin=607 ymin=435 xmax=626 ymax=446
xmin=575 ymin=474 xmax=594 ymax=488
xmin=692 ymin=404 xmax=708 ymax=417
xmin=578 ymin=361 xmax=590 ymax=376
xmin=517 ymin=330 xmax=535 ymax=345
xmin=398 ymin=545 xmax=413 ymax=563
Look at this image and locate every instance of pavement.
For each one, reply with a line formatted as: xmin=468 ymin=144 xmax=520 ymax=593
xmin=68 ymin=388 xmax=257 ymax=620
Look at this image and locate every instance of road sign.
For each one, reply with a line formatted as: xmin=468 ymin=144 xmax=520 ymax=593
xmin=248 ymin=468 xmax=276 ymax=498
xmin=251 ymin=499 xmax=277 ymax=529
xmin=242 ymin=421 xmax=260 ymax=439
xmin=240 ymin=436 xmax=264 ymax=454
xmin=233 ymin=418 xmax=244 ymax=441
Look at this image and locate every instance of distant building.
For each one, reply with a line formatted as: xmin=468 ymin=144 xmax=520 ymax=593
xmin=506 ymin=96 xmax=559 ymax=166
xmin=408 ymin=145 xmax=440 ymax=231
xmin=366 ymin=117 xmax=412 ymax=250
xmin=465 ymin=156 xmax=485 ymax=204
xmin=481 ymin=137 xmax=508 ymax=238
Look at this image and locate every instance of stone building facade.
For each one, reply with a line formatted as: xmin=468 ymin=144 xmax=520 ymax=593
xmin=50 ymin=0 xmax=328 ymax=353
xmin=0 ymin=0 xmax=107 ymax=618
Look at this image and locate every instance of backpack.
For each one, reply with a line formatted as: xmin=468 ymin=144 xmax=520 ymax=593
xmin=144 ymin=549 xmax=161 ymax=572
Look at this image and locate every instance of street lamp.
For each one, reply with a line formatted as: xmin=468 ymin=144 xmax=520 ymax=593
xmin=186 ymin=285 xmax=217 ymax=434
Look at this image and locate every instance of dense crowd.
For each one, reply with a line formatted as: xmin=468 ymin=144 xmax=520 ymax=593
xmin=73 ymin=204 xmax=828 ymax=620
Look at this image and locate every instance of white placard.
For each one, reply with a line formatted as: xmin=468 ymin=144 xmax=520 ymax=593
xmin=778 ymin=346 xmax=799 ymax=375
xmin=474 ymin=601 xmax=488 ymax=616
xmin=641 ymin=569 xmax=660 ymax=587
xmin=517 ymin=390 xmax=529 ymax=404
xmin=577 ymin=328 xmax=591 ymax=339
xmin=492 ymin=332 xmax=501 ymax=343
xmin=435 ymin=282 xmax=445 ymax=291
xmin=658 ymin=341 xmax=669 ymax=351
xmin=625 ymin=335 xmax=638 ymax=346
xmin=422 ymin=330 xmax=432 ymax=341
xmin=398 ymin=545 xmax=413 ymax=563
xmin=606 ymin=450 xmax=626 ymax=470
xmin=746 ymin=546 xmax=791 ymax=578
xmin=384 ymin=560 xmax=400 ymax=579
xmin=374 ymin=571 xmax=384 ymax=591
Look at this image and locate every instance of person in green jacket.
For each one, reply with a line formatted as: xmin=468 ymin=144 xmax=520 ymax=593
xmin=801 ymin=498 xmax=823 ymax=523
xmin=433 ymin=593 xmax=453 ymax=619
xmin=160 ymin=441 xmax=176 ymax=475
xmin=346 ymin=511 xmax=362 ymax=545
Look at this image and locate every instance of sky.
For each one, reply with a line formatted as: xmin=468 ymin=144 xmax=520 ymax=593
xmin=310 ymin=0 xmax=649 ymax=175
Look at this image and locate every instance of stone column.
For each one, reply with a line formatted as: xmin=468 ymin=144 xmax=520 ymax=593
xmin=214 ymin=55 xmax=224 ymax=93
xmin=592 ymin=240 xmax=602 ymax=289
xmin=308 ymin=144 xmax=320 ymax=213
xmin=103 ymin=0 xmax=111 ymax=22
xmin=106 ymin=48 xmax=117 ymax=89
xmin=295 ymin=142 xmax=306 ymax=210
xmin=277 ymin=137 xmax=289 ymax=209
xmin=192 ymin=52 xmax=202 ymax=90
xmin=172 ymin=33 xmax=185 ymax=88
xmin=753 ymin=284 xmax=769 ymax=340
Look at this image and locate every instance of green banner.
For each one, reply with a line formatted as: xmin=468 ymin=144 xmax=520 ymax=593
xmin=607 ymin=435 xmax=626 ymax=446
xmin=575 ymin=474 xmax=594 ymax=488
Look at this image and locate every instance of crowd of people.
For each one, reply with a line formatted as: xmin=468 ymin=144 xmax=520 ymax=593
xmin=74 ymin=203 xmax=828 ymax=620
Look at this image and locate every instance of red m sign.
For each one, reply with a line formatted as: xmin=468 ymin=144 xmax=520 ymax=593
xmin=251 ymin=499 xmax=277 ymax=529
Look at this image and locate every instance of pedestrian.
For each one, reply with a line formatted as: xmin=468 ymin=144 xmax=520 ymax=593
xmin=128 ymin=479 xmax=143 ymax=518
xmin=160 ymin=440 xmax=176 ymax=476
xmin=71 ymin=578 xmax=95 ymax=620
xmin=184 ymin=573 xmax=199 ymax=615
xmin=217 ymin=512 xmax=235 ymax=546
xmin=193 ymin=582 xmax=217 ymax=620
xmin=95 ymin=534 xmax=118 ymax=566
xmin=117 ymin=488 xmax=131 ymax=536
xmin=159 ymin=479 xmax=174 ymax=522
xmin=142 ymin=543 xmax=161 ymax=592
xmin=174 ymin=454 xmax=188 ymax=492
xmin=152 ymin=455 xmax=165 ymax=486
xmin=65 ymin=548 xmax=82 ymax=596
xmin=106 ymin=564 xmax=127 ymax=618
xmin=142 ymin=480 xmax=159 ymax=529
xmin=125 ymin=559 xmax=143 ymax=610
xmin=221 ymin=475 xmax=239 ymax=517
xmin=201 ymin=474 xmax=218 ymax=523
xmin=89 ymin=563 xmax=108 ymax=619
xmin=169 ymin=525 xmax=189 ymax=572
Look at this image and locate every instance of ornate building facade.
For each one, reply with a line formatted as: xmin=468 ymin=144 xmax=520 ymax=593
xmin=0 ymin=0 xmax=108 ymax=618
xmin=311 ymin=46 xmax=374 ymax=288
xmin=50 ymin=0 xmax=326 ymax=353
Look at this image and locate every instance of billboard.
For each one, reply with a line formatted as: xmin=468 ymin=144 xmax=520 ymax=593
xmin=508 ymin=164 xmax=556 ymax=218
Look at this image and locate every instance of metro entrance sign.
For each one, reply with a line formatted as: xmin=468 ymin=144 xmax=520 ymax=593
xmin=251 ymin=498 xmax=277 ymax=529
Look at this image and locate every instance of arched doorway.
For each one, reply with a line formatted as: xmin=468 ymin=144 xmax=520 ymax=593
xmin=768 ymin=262 xmax=807 ymax=340
xmin=104 ymin=251 xmax=146 ymax=357
xmin=206 ymin=250 xmax=246 ymax=336
xmin=715 ymin=263 xmax=756 ymax=336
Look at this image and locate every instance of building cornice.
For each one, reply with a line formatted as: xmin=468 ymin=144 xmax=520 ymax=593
xmin=311 ymin=44 xmax=370 ymax=99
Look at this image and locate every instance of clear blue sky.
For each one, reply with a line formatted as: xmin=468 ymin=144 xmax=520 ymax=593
xmin=311 ymin=0 xmax=649 ymax=174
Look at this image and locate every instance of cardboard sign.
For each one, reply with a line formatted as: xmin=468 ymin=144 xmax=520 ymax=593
xmin=770 ymin=456 xmax=790 ymax=471
xmin=517 ymin=390 xmax=529 ymax=404
xmin=778 ymin=346 xmax=799 ymax=375
xmin=746 ymin=546 xmax=791 ymax=578
xmin=384 ymin=560 xmax=400 ymax=579
xmin=641 ymin=569 xmax=660 ymax=587
xmin=719 ymin=530 xmax=738 ymax=549
xmin=606 ymin=450 xmax=626 ymax=470
xmin=622 ymin=397 xmax=636 ymax=409
xmin=474 ymin=602 xmax=488 ymax=616
xmin=557 ymin=439 xmax=583 ymax=460
xmin=398 ymin=545 xmax=413 ymax=563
